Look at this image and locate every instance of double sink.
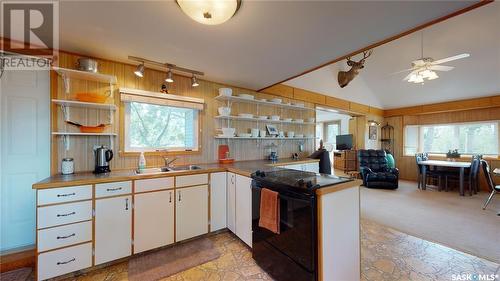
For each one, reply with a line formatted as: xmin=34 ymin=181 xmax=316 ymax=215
xmin=135 ymin=165 xmax=202 ymax=175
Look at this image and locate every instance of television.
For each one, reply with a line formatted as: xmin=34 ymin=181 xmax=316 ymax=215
xmin=336 ymin=134 xmax=353 ymax=150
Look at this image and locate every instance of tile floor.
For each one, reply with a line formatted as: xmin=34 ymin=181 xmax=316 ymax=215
xmin=10 ymin=219 xmax=500 ymax=281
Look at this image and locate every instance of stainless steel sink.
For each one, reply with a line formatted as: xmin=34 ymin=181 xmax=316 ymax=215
xmin=135 ymin=165 xmax=202 ymax=175
xmin=169 ymin=165 xmax=202 ymax=171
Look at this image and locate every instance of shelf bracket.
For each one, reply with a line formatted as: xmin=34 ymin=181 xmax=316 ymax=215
xmin=62 ymin=74 xmax=70 ymax=94
xmin=60 ymin=105 xmax=70 ymax=121
xmin=62 ymin=135 xmax=70 ymax=151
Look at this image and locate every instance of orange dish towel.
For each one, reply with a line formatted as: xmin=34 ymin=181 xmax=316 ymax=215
xmin=258 ymin=188 xmax=280 ymax=234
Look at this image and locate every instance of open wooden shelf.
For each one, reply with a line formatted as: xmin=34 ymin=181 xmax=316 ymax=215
xmin=215 ymin=115 xmax=314 ymax=125
xmin=52 ymin=132 xmax=117 ymax=136
xmin=53 ymin=67 xmax=117 ymax=84
xmin=52 ymin=99 xmax=117 ymax=110
xmin=215 ymin=95 xmax=313 ymax=111
xmin=215 ymin=136 xmax=314 ymax=140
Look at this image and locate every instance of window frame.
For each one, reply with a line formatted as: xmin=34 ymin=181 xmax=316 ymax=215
xmin=120 ymin=101 xmax=202 ymax=156
xmin=403 ymin=120 xmax=500 ymax=156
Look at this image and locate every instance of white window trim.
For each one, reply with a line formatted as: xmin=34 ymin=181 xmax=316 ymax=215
xmin=123 ymin=101 xmax=200 ymax=153
xmin=403 ymin=120 xmax=500 ymax=156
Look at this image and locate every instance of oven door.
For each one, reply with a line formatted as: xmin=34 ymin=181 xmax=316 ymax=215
xmin=252 ymin=181 xmax=317 ymax=277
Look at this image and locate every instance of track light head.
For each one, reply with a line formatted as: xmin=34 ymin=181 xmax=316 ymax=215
xmin=165 ymin=70 xmax=174 ymax=83
xmin=191 ymin=75 xmax=199 ymax=87
xmin=134 ymin=63 xmax=144 ymax=78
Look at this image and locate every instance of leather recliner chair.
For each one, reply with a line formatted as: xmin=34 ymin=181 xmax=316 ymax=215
xmin=358 ymin=149 xmax=399 ymax=189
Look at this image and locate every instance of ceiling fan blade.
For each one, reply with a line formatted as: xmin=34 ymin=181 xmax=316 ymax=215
xmin=432 ymin=53 xmax=470 ymax=65
xmin=390 ymin=68 xmax=415 ymax=75
xmin=430 ymin=65 xmax=454 ymax=71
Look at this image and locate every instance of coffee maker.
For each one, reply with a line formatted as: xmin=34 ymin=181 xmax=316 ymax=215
xmin=94 ymin=145 xmax=113 ymax=174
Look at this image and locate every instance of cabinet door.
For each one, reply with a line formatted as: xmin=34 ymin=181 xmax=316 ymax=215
xmin=175 ymin=185 xmax=208 ymax=242
xmin=210 ymin=172 xmax=227 ymax=232
xmin=94 ymin=195 xmax=132 ymax=265
xmin=227 ymin=173 xmax=236 ymax=233
xmin=134 ymin=190 xmax=174 ymax=254
xmin=235 ymin=175 xmax=252 ymax=247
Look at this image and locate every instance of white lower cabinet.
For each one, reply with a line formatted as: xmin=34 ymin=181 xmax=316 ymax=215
xmin=94 ymin=195 xmax=132 ymax=265
xmin=37 ymin=242 xmax=92 ymax=281
xmin=227 ymin=172 xmax=236 ymax=233
xmin=235 ymin=174 xmax=252 ymax=247
xmin=175 ymin=185 xmax=208 ymax=241
xmin=134 ymin=190 xmax=174 ymax=254
xmin=210 ymin=172 xmax=227 ymax=232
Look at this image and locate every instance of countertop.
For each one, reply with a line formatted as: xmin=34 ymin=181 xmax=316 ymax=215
xmin=33 ymin=158 xmax=320 ymax=189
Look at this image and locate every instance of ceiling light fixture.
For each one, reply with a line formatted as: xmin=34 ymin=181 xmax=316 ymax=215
xmin=165 ymin=69 xmax=174 ymax=83
xmin=368 ymin=120 xmax=380 ymax=126
xmin=191 ymin=75 xmax=199 ymax=87
xmin=176 ymin=0 xmax=242 ymax=25
xmin=134 ymin=63 xmax=145 ymax=77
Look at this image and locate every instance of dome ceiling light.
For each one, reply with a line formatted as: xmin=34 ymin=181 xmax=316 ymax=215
xmin=176 ymin=0 xmax=242 ymax=25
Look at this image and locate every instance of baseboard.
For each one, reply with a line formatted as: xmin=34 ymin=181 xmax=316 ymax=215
xmin=0 ymin=245 xmax=35 ymax=273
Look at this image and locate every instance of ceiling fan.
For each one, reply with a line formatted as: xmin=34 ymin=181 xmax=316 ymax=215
xmin=396 ymin=32 xmax=470 ymax=84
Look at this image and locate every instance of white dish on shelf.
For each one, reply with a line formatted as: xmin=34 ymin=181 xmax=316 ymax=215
xmin=270 ymin=98 xmax=282 ymax=103
xmin=237 ymin=133 xmax=252 ymax=137
xmin=260 ymin=98 xmax=268 ymax=102
xmin=218 ymin=107 xmax=231 ymax=116
xmin=238 ymin=113 xmax=254 ymax=118
xmin=282 ymin=118 xmax=292 ymax=122
xmin=217 ymin=127 xmax=235 ymax=137
xmin=258 ymin=115 xmax=268 ymax=120
xmin=294 ymin=119 xmax=304 ymax=123
xmin=270 ymin=115 xmax=280 ymax=121
xmin=219 ymin=88 xmax=232 ymax=97
xmin=238 ymin=94 xmax=254 ymax=100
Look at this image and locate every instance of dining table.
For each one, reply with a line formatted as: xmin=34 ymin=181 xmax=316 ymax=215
xmin=419 ymin=160 xmax=471 ymax=196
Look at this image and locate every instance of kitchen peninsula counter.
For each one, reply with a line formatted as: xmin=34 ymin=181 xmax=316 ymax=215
xmin=33 ymin=158 xmax=320 ymax=189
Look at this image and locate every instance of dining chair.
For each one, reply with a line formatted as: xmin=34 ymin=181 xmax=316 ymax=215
xmin=443 ymin=154 xmax=481 ymax=195
xmin=415 ymin=153 xmax=443 ymax=190
xmin=481 ymin=159 xmax=499 ymax=210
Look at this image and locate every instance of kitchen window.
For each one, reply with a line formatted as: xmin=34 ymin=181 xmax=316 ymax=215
xmin=404 ymin=121 xmax=499 ymax=156
xmin=120 ymin=88 xmax=204 ymax=153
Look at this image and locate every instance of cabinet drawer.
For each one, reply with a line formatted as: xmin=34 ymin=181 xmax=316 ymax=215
xmin=38 ymin=201 xmax=92 ymax=229
xmin=95 ymin=181 xmax=132 ymax=198
xmin=176 ymin=174 xmax=208 ymax=187
xmin=37 ymin=242 xmax=92 ymax=281
xmin=38 ymin=221 xmax=92 ymax=252
xmin=38 ymin=185 xmax=92 ymax=206
xmin=135 ymin=177 xmax=174 ymax=193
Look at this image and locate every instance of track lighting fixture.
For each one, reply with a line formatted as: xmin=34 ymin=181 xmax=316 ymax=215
xmin=128 ymin=56 xmax=204 ymax=84
xmin=191 ymin=75 xmax=199 ymax=87
xmin=134 ymin=63 xmax=145 ymax=77
xmin=165 ymin=69 xmax=174 ymax=83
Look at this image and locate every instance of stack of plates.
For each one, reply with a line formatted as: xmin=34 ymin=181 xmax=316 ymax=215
xmin=237 ymin=133 xmax=252 ymax=137
xmin=282 ymin=118 xmax=292 ymax=122
xmin=258 ymin=115 xmax=268 ymax=120
xmin=238 ymin=94 xmax=254 ymax=100
xmin=270 ymin=98 xmax=282 ymax=103
xmin=294 ymin=119 xmax=304 ymax=123
xmin=238 ymin=113 xmax=253 ymax=118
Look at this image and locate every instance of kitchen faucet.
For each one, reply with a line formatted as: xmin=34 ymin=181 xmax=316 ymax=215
xmin=163 ymin=156 xmax=179 ymax=168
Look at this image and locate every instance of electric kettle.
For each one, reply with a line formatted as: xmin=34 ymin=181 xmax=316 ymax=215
xmin=94 ymin=145 xmax=113 ymax=174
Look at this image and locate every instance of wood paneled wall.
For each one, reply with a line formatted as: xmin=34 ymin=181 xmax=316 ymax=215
xmin=52 ymin=53 xmax=315 ymax=174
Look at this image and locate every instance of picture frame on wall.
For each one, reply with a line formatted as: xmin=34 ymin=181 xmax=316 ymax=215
xmin=369 ymin=125 xmax=377 ymax=140
xmin=266 ymin=124 xmax=278 ymax=135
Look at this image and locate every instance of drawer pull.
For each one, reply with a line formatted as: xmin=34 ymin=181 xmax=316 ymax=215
xmin=169 ymin=192 xmax=172 ymax=203
xmin=125 ymin=198 xmax=129 ymax=210
xmin=57 ymin=258 xmax=75 ymax=265
xmin=57 ymin=233 xmax=76 ymax=239
xmin=57 ymin=192 xmax=76 ymax=197
xmin=57 ymin=212 xmax=76 ymax=217
xmin=178 ymin=191 xmax=181 ymax=202
xmin=106 ymin=187 xmax=122 ymax=192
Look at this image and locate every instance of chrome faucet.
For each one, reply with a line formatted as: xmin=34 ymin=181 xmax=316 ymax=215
xmin=163 ymin=156 xmax=179 ymax=168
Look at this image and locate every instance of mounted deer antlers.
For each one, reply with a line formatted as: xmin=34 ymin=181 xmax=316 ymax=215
xmin=337 ymin=50 xmax=373 ymax=88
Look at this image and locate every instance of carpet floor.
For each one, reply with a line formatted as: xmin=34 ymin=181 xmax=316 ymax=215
xmin=360 ymin=180 xmax=500 ymax=263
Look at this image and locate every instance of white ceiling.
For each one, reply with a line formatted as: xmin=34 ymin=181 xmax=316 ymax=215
xmin=285 ymin=3 xmax=500 ymax=109
xmin=55 ymin=1 xmax=477 ymax=90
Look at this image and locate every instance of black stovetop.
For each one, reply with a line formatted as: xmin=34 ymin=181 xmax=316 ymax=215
xmin=251 ymin=169 xmax=351 ymax=194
